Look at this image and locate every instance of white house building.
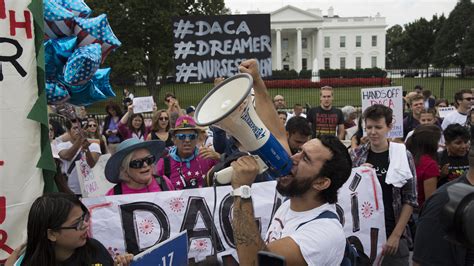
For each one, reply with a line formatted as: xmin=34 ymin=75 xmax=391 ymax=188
xmin=254 ymin=5 xmax=387 ymax=71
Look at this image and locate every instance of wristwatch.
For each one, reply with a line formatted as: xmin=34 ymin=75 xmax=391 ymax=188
xmin=231 ymin=185 xmax=252 ymax=199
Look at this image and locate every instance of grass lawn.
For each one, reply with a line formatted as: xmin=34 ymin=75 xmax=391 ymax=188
xmin=86 ymin=77 xmax=474 ymax=114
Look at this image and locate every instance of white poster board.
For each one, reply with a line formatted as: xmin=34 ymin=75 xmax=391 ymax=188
xmin=338 ymin=166 xmax=386 ymax=264
xmin=77 ymin=154 xmax=114 ymax=198
xmin=438 ymin=106 xmax=455 ymax=118
xmin=361 ymin=86 xmax=403 ymax=138
xmin=0 ymin=0 xmax=44 ymax=262
xmin=133 ymin=96 xmax=155 ymax=114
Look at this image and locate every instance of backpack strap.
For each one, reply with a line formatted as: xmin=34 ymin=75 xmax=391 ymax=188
xmin=66 ymin=152 xmax=82 ymax=175
xmin=113 ymin=183 xmax=122 ymax=195
xmin=296 ymin=210 xmax=339 ymax=230
xmin=164 ymin=156 xmax=171 ymax=178
xmin=154 ymin=175 xmax=169 ymax=191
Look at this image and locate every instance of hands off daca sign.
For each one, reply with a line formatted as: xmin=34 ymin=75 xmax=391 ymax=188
xmin=172 ymin=14 xmax=271 ymax=83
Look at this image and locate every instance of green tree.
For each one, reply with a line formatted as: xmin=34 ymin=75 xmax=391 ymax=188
xmin=87 ymin=0 xmax=227 ymax=99
xmin=433 ymin=0 xmax=474 ymax=75
xmin=386 ymin=24 xmax=408 ymax=69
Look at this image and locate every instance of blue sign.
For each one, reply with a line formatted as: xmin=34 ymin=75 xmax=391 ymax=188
xmin=132 ymin=231 xmax=188 ymax=266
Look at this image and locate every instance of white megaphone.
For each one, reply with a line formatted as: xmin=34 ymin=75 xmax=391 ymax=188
xmin=194 ymin=73 xmax=292 ymax=184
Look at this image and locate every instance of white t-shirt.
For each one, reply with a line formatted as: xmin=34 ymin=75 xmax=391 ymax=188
xmin=265 ymin=201 xmax=345 ymax=266
xmin=286 ymin=112 xmax=307 ymax=122
xmin=58 ymin=141 xmax=101 ymax=194
xmin=441 ymin=111 xmax=467 ymax=130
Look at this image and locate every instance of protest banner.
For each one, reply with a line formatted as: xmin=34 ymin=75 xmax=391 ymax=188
xmin=82 ymin=181 xmax=283 ymax=264
xmin=83 ymin=171 xmax=386 ymax=264
xmin=0 ymin=0 xmax=46 ymax=262
xmin=438 ymin=106 xmax=456 ymax=118
xmin=133 ymin=96 xmax=155 ymax=114
xmin=172 ymin=14 xmax=271 ymax=83
xmin=132 ymin=231 xmax=188 ymax=266
xmin=337 ymin=166 xmax=386 ymax=264
xmin=361 ymin=86 xmax=403 ymax=138
xmin=77 ymin=154 xmax=114 ymax=198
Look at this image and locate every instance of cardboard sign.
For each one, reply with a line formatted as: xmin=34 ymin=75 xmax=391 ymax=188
xmin=133 ymin=96 xmax=155 ymax=114
xmin=77 ymin=154 xmax=115 ymax=198
xmin=172 ymin=14 xmax=271 ymax=82
xmin=438 ymin=106 xmax=455 ymax=118
xmin=361 ymin=86 xmax=403 ymax=138
xmin=133 ymin=231 xmax=188 ymax=266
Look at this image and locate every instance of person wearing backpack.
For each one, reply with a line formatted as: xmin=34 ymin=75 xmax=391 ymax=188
xmin=104 ymin=138 xmax=174 ymax=195
xmin=230 ymin=59 xmax=352 ymax=266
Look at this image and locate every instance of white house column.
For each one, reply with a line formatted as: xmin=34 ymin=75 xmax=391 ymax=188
xmin=275 ymin=28 xmax=282 ymax=70
xmin=296 ymin=27 xmax=302 ymax=72
xmin=311 ymin=30 xmax=317 ymax=70
xmin=316 ymin=27 xmax=324 ymax=70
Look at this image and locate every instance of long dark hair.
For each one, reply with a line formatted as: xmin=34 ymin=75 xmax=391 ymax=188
xmin=21 ymin=193 xmax=96 ymax=266
xmin=128 ymin=113 xmax=145 ymax=134
xmin=406 ymin=124 xmax=441 ymax=165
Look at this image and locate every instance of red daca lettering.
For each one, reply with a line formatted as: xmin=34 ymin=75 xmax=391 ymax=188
xmin=370 ymin=99 xmax=395 ymax=109
xmin=0 ymin=196 xmax=14 ymax=263
xmin=0 ymin=197 xmax=5 ymax=224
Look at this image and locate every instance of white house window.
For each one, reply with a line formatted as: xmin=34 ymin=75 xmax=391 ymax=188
xmin=302 ymin=38 xmax=307 ymax=49
xmin=340 ymin=57 xmax=346 ymax=69
xmin=302 ymin=58 xmax=307 ymax=70
xmin=356 ymin=36 xmax=361 ymax=47
xmin=356 ymin=57 xmax=362 ymax=69
xmin=340 ymin=36 xmax=346 ymax=48
xmin=324 ymin=36 xmax=330 ymax=48
xmin=282 ymin=38 xmax=289 ymax=49
xmin=324 ymin=58 xmax=330 ymax=69
xmin=371 ymin=56 xmax=377 ymax=67
xmin=372 ymin=35 xmax=377 ymax=47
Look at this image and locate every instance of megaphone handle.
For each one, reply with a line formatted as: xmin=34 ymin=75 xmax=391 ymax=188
xmin=214 ymin=155 xmax=268 ymax=184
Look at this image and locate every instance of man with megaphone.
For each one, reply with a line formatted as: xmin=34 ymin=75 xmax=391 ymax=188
xmin=228 ymin=59 xmax=353 ymax=265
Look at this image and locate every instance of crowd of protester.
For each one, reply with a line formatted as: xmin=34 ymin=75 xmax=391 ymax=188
xmin=13 ymin=59 xmax=474 ymax=265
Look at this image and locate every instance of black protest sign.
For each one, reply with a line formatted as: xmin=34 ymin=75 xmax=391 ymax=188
xmin=172 ymin=14 xmax=271 ymax=83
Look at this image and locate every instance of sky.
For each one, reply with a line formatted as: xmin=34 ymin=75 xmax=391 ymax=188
xmin=224 ymin=0 xmax=459 ymax=27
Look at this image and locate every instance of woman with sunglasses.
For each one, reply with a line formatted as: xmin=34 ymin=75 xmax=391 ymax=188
xmin=6 ymin=193 xmax=133 ymax=266
xmin=104 ymin=138 xmax=174 ymax=195
xmin=156 ymin=116 xmax=219 ymax=190
xmin=146 ymin=109 xmax=174 ymax=147
xmin=86 ymin=117 xmax=108 ymax=154
xmin=118 ymin=104 xmax=150 ymax=141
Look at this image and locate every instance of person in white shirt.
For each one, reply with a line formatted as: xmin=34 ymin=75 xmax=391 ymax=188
xmin=441 ymin=89 xmax=473 ymax=130
xmin=230 ymin=59 xmax=351 ymax=266
xmin=286 ymin=103 xmax=307 ymax=121
xmin=58 ymin=118 xmax=101 ymax=196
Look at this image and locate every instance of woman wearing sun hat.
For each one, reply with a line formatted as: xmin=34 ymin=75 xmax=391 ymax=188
xmin=156 ymin=115 xmax=220 ymax=190
xmin=104 ymin=138 xmax=174 ymax=195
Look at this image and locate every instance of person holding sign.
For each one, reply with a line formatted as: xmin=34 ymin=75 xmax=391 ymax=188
xmin=351 ymin=105 xmax=417 ymax=266
xmin=104 ymin=139 xmax=174 ymax=195
xmin=230 ymin=59 xmax=351 ymax=265
xmin=5 ymin=193 xmax=133 ymax=266
xmin=118 ymin=104 xmax=151 ymax=141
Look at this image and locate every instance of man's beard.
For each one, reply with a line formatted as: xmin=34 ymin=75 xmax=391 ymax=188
xmin=276 ymin=174 xmax=315 ymax=197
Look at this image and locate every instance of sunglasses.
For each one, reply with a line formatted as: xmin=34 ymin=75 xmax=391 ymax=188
xmin=159 ymin=117 xmax=169 ymax=121
xmin=88 ymin=124 xmax=97 ymax=128
xmin=175 ymin=133 xmax=197 ymax=141
xmin=464 ymin=97 xmax=473 ymax=101
xmin=129 ymin=154 xmax=156 ymax=169
xmin=58 ymin=212 xmax=90 ymax=231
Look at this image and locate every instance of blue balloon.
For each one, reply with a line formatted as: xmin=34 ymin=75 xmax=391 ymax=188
xmin=63 ymin=43 xmax=101 ymax=86
xmin=58 ymin=0 xmax=92 ymax=18
xmin=92 ymin=68 xmax=116 ymax=97
xmin=44 ymin=37 xmax=77 ymax=80
xmin=67 ymin=81 xmax=107 ymax=106
xmin=46 ymin=80 xmax=70 ymax=104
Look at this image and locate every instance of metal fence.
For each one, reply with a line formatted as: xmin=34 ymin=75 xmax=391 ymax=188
xmin=83 ymin=68 xmax=474 ymax=116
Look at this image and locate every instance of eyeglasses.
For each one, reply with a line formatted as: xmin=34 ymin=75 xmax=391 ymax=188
xmin=159 ymin=117 xmax=169 ymax=121
xmin=58 ymin=212 xmax=90 ymax=231
xmin=129 ymin=154 xmax=156 ymax=169
xmin=88 ymin=124 xmax=97 ymax=128
xmin=464 ymin=97 xmax=473 ymax=101
xmin=175 ymin=133 xmax=197 ymax=141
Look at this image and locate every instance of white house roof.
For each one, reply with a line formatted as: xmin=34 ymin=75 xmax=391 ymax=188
xmin=271 ymin=5 xmax=324 ymax=23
